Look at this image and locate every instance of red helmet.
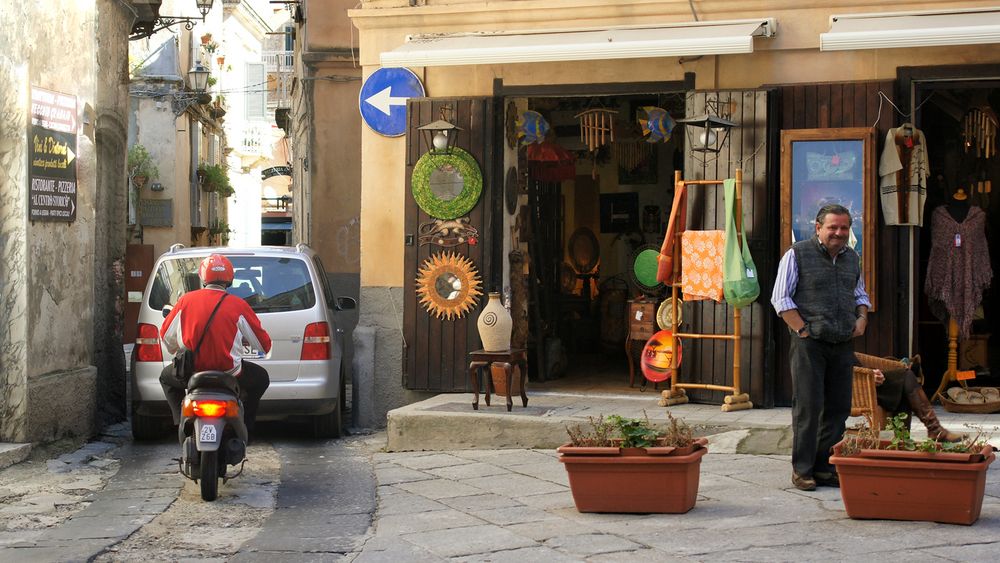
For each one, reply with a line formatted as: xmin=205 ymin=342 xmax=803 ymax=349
xmin=199 ymin=254 xmax=234 ymax=286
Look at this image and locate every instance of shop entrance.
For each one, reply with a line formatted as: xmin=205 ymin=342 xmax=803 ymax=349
xmin=516 ymin=93 xmax=686 ymax=390
xmin=913 ymin=82 xmax=999 ymax=391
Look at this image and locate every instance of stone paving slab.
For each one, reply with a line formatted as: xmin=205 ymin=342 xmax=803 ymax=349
xmin=358 ymin=445 xmax=1000 ymax=562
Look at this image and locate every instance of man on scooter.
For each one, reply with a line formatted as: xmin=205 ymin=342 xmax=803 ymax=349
xmin=160 ymin=254 xmax=272 ymax=437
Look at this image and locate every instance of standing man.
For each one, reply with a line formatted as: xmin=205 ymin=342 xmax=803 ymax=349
xmin=771 ymin=204 xmax=870 ymax=491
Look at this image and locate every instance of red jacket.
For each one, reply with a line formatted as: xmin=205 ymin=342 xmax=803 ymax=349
xmin=160 ymin=287 xmax=272 ymax=376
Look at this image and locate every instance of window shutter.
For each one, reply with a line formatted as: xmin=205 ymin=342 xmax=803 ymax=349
xmin=246 ymin=63 xmax=266 ymax=120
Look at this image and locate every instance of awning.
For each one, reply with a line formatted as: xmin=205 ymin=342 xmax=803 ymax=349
xmin=261 ymin=222 xmax=292 ymax=232
xmin=821 ymin=8 xmax=1000 ymax=51
xmin=380 ymin=18 xmax=776 ymax=67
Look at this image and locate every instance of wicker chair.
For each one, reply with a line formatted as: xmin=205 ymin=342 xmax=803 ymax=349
xmin=851 ymin=353 xmax=919 ymax=429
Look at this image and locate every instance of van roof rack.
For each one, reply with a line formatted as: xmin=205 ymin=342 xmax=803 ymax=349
xmin=169 ymin=243 xmax=186 ymax=253
xmin=296 ymin=243 xmax=311 ymax=253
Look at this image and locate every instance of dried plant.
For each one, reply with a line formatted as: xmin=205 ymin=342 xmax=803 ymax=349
xmin=841 ymin=413 xmax=992 ymax=456
xmin=566 ymin=415 xmax=616 ymax=447
xmin=661 ymin=411 xmax=695 ymax=448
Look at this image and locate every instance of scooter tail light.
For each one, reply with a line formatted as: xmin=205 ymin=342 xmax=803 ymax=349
xmin=181 ymin=399 xmax=239 ymax=418
xmin=135 ymin=323 xmax=163 ymax=362
xmin=301 ymin=322 xmax=331 ymax=361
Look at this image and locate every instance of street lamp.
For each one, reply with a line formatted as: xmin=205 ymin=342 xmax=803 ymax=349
xmin=188 ymin=63 xmax=210 ymax=92
xmin=130 ymin=0 xmax=216 ymax=41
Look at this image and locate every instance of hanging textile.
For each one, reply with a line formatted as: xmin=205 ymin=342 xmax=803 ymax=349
xmin=878 ymin=124 xmax=929 ymax=226
xmin=656 ymin=184 xmax=687 ymax=285
xmin=722 ymin=179 xmax=759 ymax=308
xmin=924 ymin=205 xmax=993 ymax=339
xmin=681 ymin=230 xmax=725 ymax=302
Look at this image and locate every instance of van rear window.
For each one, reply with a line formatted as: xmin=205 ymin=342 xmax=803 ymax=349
xmin=149 ymin=256 xmax=316 ymax=313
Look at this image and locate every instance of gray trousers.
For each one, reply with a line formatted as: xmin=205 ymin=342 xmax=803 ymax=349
xmin=790 ymin=336 xmax=854 ymax=476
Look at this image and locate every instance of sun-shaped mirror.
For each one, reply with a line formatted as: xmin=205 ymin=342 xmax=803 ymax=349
xmin=416 ymin=252 xmax=482 ymax=320
xmin=412 ymin=147 xmax=482 ymax=220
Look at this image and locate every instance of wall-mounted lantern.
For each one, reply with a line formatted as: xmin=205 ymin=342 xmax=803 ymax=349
xmin=675 ymin=114 xmax=737 ymax=154
xmin=130 ymin=0 xmax=216 ymax=41
xmin=418 ymin=118 xmax=463 ymax=155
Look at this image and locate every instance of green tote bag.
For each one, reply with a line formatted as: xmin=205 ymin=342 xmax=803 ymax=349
xmin=723 ymin=179 xmax=760 ymax=308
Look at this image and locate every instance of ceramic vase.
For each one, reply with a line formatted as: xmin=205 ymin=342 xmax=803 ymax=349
xmin=477 ymin=292 xmax=512 ymax=352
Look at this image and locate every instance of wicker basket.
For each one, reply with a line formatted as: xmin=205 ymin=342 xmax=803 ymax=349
xmin=939 ymin=387 xmax=1000 ymax=414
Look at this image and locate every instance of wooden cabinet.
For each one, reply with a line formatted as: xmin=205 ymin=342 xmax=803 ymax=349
xmin=628 ymin=299 xmax=657 ymax=341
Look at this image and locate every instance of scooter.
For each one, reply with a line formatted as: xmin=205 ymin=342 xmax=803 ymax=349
xmin=178 ymin=370 xmax=248 ymax=501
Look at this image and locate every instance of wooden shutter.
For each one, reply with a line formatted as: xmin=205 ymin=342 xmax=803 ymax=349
xmin=403 ymin=98 xmax=502 ymax=391
xmin=245 ymin=63 xmax=266 ymax=120
xmin=682 ymin=89 xmax=777 ymax=407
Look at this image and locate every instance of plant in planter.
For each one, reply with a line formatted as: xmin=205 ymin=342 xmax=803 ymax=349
xmin=209 ymin=220 xmax=231 ymax=245
xmin=558 ymin=412 xmax=708 ymax=514
xmin=127 ymin=144 xmax=159 ymax=189
xmin=200 ymin=33 xmax=213 ymax=45
xmin=198 ymin=163 xmax=234 ymax=198
xmin=831 ymin=413 xmax=995 ymax=525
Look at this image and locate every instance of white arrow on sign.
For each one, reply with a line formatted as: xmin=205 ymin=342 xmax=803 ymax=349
xmin=66 ymin=145 xmax=75 ymax=165
xmin=364 ymin=86 xmax=408 ymax=116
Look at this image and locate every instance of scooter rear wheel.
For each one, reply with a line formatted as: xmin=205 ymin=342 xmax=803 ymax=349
xmin=200 ymin=451 xmax=219 ymax=501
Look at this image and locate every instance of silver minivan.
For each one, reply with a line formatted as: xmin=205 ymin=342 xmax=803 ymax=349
xmin=130 ymin=244 xmax=356 ymax=439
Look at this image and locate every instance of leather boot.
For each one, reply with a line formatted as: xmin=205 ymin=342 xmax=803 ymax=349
xmin=907 ymin=387 xmax=964 ymax=442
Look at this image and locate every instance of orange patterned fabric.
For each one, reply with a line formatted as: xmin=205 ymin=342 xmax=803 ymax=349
xmin=681 ymin=230 xmax=725 ymax=302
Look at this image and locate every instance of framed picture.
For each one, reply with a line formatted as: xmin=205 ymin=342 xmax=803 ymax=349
xmin=599 ymin=192 xmax=639 ymax=233
xmin=780 ymin=127 xmax=877 ymax=311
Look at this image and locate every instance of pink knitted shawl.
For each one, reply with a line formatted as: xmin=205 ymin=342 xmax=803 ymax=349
xmin=924 ymin=205 xmax=993 ymax=339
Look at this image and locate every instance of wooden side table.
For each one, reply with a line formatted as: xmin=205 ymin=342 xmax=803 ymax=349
xmin=468 ymin=348 xmax=528 ymax=411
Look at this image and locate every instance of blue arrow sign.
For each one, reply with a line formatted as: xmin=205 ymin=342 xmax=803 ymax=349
xmin=359 ymin=68 xmax=425 ymax=137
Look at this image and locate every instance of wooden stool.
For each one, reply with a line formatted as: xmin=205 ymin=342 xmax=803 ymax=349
xmin=468 ymin=348 xmax=528 ymax=411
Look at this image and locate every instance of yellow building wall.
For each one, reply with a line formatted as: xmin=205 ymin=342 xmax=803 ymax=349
xmin=350 ymin=0 xmax=1000 ymax=286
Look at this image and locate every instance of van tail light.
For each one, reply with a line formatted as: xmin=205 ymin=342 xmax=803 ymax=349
xmin=301 ymin=322 xmax=331 ymax=360
xmin=182 ymin=398 xmax=239 ymax=418
xmin=136 ymin=323 xmax=163 ymax=362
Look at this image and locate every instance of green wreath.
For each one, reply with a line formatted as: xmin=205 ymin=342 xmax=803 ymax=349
xmin=411 ymin=147 xmax=483 ymax=220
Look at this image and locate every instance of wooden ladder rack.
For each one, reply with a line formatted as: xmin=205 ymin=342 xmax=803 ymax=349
xmin=663 ymin=168 xmax=753 ymax=412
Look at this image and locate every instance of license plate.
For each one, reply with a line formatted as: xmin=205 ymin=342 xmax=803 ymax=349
xmin=199 ymin=425 xmax=218 ymax=443
xmin=241 ymin=345 xmax=264 ymax=359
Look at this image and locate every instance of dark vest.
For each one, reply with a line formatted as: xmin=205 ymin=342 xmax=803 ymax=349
xmin=792 ymin=238 xmax=861 ymax=343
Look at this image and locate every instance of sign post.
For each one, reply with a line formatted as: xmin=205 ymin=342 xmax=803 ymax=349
xmin=358 ymin=68 xmax=425 ymax=137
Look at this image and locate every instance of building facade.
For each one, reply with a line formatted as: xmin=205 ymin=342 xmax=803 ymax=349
xmin=0 ymin=1 xmax=132 ymax=441
xmin=338 ymin=0 xmax=1000 ymax=422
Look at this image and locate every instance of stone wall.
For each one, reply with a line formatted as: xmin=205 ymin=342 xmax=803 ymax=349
xmin=0 ymin=1 xmax=131 ymax=441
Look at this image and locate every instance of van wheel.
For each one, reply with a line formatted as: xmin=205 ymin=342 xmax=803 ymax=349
xmin=131 ymin=406 xmax=163 ymax=441
xmin=314 ymin=367 xmax=345 ymax=439
xmin=313 ymin=403 xmax=342 ymax=439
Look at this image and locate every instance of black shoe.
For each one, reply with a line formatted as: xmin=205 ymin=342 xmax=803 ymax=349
xmin=792 ymin=472 xmax=816 ymax=491
xmin=814 ymin=471 xmax=840 ymax=488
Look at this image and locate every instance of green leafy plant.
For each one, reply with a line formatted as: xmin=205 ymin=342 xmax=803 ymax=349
xmin=209 ymin=220 xmax=232 ymax=245
xmin=843 ymin=412 xmax=989 ymax=455
xmin=203 ymin=40 xmax=219 ymax=54
xmin=198 ymin=163 xmax=234 ymax=197
xmin=127 ymin=144 xmax=159 ymax=180
xmin=207 ymin=76 xmax=218 ymax=88
xmin=566 ymin=411 xmax=697 ymax=449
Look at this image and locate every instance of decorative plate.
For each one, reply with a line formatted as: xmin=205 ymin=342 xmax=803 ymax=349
xmin=630 ymin=244 xmax=665 ymax=295
xmin=656 ymin=297 xmax=684 ymax=330
xmin=567 ymin=227 xmax=600 ymax=273
xmin=415 ymin=251 xmax=482 ymax=320
xmin=411 ymin=147 xmax=483 ymax=220
xmin=505 ymin=166 xmax=518 ymax=215
xmin=640 ymin=329 xmax=682 ymax=383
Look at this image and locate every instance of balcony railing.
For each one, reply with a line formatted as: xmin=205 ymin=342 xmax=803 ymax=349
xmin=262 ymin=196 xmax=292 ymax=213
xmin=263 ymin=51 xmax=294 ymax=72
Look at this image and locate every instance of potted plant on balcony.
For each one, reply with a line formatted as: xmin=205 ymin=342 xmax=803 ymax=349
xmin=127 ymin=144 xmax=159 ymax=189
xmin=557 ymin=412 xmax=708 ymax=514
xmin=198 ymin=163 xmax=234 ymax=197
xmin=830 ymin=413 xmax=995 ymax=525
xmin=209 ymin=220 xmax=231 ymax=245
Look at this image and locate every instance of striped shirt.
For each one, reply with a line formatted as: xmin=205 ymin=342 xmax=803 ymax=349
xmin=771 ymin=240 xmax=872 ymax=315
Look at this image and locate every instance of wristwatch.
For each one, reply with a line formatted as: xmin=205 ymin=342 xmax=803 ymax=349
xmin=797 ymin=324 xmax=809 ymax=336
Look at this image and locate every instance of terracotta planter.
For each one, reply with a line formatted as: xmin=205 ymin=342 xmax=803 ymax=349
xmin=557 ymin=438 xmax=708 ymax=513
xmin=830 ymin=440 xmax=995 ymax=525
